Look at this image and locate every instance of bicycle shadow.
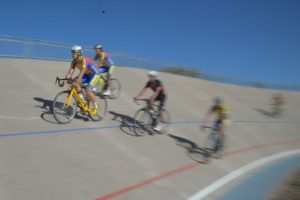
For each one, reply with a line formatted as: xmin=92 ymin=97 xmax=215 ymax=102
xmin=33 ymin=97 xmax=57 ymax=123
xmin=34 ymin=97 xmax=89 ymax=123
xmin=255 ymin=108 xmax=275 ymax=117
xmin=168 ymin=134 xmax=207 ymax=164
xmin=109 ymin=111 xmax=154 ymax=136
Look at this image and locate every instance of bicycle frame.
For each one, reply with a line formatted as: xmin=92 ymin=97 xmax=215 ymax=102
xmin=56 ymin=77 xmax=94 ymax=114
xmin=65 ymin=86 xmax=89 ymax=112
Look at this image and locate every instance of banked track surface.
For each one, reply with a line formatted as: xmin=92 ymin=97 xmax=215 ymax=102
xmin=0 ymin=59 xmax=299 ymax=200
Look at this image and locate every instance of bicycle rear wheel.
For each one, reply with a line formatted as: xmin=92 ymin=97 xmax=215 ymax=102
xmin=203 ymin=131 xmax=224 ymax=159
xmin=53 ymin=91 xmax=77 ymax=124
xmin=133 ymin=108 xmax=153 ymax=135
xmin=88 ymin=94 xmax=108 ymax=121
xmin=109 ymin=78 xmax=121 ymax=99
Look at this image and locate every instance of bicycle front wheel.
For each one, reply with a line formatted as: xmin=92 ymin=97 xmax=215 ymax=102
xmin=89 ymin=94 xmax=108 ymax=121
xmin=133 ymin=108 xmax=153 ymax=135
xmin=53 ymin=91 xmax=77 ymax=124
xmin=109 ymin=78 xmax=122 ymax=99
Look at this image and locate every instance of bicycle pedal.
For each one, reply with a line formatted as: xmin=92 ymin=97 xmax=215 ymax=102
xmin=89 ymin=108 xmax=99 ymax=116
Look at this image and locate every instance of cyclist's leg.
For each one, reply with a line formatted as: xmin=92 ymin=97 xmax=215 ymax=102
xmin=107 ymin=65 xmax=115 ymax=87
xmin=216 ymin=119 xmax=225 ymax=148
xmin=77 ymin=74 xmax=89 ymax=98
xmin=99 ymin=67 xmax=111 ymax=95
xmin=153 ymin=94 xmax=166 ymax=131
xmin=99 ymin=66 xmax=109 ymax=85
xmin=156 ymin=94 xmax=166 ymax=121
xmin=85 ymin=74 xmax=100 ymax=106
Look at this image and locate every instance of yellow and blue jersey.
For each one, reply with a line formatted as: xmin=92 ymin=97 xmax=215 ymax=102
xmin=72 ymin=56 xmax=100 ymax=75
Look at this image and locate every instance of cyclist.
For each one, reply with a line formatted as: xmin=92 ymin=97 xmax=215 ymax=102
xmin=93 ymin=44 xmax=114 ymax=96
xmin=201 ymin=97 xmax=230 ymax=146
xmin=133 ymin=70 xmax=167 ymax=131
xmin=59 ymin=45 xmax=100 ymax=115
xmin=271 ymin=93 xmax=285 ymax=117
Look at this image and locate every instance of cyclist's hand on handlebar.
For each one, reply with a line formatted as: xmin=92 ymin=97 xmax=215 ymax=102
xmin=58 ymin=80 xmax=65 ymax=87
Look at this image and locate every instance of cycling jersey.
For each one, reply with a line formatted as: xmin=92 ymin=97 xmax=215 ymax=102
xmin=72 ymin=56 xmax=100 ymax=75
xmin=145 ymin=79 xmax=166 ymax=95
xmin=211 ymin=104 xmax=230 ymax=120
xmin=145 ymin=79 xmax=167 ymax=110
xmin=94 ymin=51 xmax=114 ymax=67
xmin=71 ymin=56 xmax=100 ymax=90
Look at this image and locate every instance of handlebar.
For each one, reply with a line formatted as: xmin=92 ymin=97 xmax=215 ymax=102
xmin=200 ymin=125 xmax=219 ymax=131
xmin=134 ymin=98 xmax=151 ymax=105
xmin=55 ymin=77 xmax=74 ymax=85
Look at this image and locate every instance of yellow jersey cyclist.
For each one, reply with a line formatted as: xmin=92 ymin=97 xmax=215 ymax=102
xmin=59 ymin=45 xmax=101 ymax=114
xmin=201 ymin=97 xmax=230 ymax=146
xmin=93 ymin=44 xmax=115 ymax=96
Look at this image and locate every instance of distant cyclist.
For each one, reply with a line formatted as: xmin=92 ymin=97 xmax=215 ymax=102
xmin=134 ymin=71 xmax=167 ymax=131
xmin=59 ymin=45 xmax=100 ymax=114
xmin=93 ymin=44 xmax=114 ymax=96
xmin=201 ymin=97 xmax=230 ymax=145
xmin=271 ymin=93 xmax=285 ymax=117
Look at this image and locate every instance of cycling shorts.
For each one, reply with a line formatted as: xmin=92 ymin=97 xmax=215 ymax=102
xmin=99 ymin=65 xmax=115 ymax=77
xmin=81 ymin=74 xmax=100 ymax=90
xmin=155 ymin=94 xmax=166 ymax=111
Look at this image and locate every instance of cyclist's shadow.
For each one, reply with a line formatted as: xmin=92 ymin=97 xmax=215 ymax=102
xmin=33 ymin=97 xmax=57 ymax=123
xmin=109 ymin=111 xmax=147 ymax=137
xmin=34 ymin=97 xmax=89 ymax=124
xmin=168 ymin=134 xmax=207 ymax=164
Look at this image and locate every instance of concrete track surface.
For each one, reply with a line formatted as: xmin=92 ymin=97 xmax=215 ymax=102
xmin=0 ymin=59 xmax=299 ymax=200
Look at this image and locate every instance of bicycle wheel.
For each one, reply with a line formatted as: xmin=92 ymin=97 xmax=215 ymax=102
xmin=88 ymin=94 xmax=108 ymax=121
xmin=203 ymin=131 xmax=224 ymax=159
xmin=109 ymin=78 xmax=121 ymax=99
xmin=53 ymin=91 xmax=77 ymax=124
xmin=133 ymin=108 xmax=153 ymax=135
xmin=157 ymin=109 xmax=171 ymax=132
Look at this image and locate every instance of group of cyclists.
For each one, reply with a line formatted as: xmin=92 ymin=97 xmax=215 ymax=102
xmin=60 ymin=44 xmax=230 ymax=140
xmin=59 ymin=45 xmax=114 ymax=115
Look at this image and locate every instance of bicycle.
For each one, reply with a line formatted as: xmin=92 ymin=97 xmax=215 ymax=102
xmin=133 ymin=99 xmax=170 ymax=135
xmin=52 ymin=77 xmax=107 ymax=124
xmin=201 ymin=125 xmax=226 ymax=163
xmin=95 ymin=74 xmax=121 ymax=99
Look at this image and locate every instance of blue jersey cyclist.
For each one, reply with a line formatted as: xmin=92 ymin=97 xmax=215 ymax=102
xmin=93 ymin=44 xmax=114 ymax=96
xmin=59 ymin=45 xmax=100 ymax=113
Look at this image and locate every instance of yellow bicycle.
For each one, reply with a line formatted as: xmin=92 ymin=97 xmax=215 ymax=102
xmin=52 ymin=77 xmax=107 ymax=124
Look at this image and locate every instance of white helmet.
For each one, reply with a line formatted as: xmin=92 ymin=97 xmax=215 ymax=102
xmin=71 ymin=45 xmax=82 ymax=53
xmin=148 ymin=70 xmax=158 ymax=76
xmin=94 ymin=44 xmax=103 ymax=49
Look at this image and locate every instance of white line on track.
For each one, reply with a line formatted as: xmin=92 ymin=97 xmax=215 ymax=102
xmin=187 ymin=149 xmax=300 ymax=200
xmin=0 ymin=115 xmax=39 ymax=120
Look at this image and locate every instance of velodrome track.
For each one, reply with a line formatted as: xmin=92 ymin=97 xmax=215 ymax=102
xmin=0 ymin=58 xmax=299 ymax=200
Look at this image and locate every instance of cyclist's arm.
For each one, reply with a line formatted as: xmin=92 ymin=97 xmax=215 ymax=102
xmin=59 ymin=64 xmax=75 ymax=87
xmin=65 ymin=63 xmax=76 ymax=79
xmin=134 ymin=87 xmax=148 ymax=100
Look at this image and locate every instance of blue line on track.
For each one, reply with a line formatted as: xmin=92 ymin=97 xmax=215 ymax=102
xmin=0 ymin=119 xmax=299 ymax=138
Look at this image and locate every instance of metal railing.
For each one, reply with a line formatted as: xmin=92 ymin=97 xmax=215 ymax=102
xmin=0 ymin=35 xmax=299 ymax=91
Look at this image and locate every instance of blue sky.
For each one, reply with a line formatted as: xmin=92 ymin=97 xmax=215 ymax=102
xmin=0 ymin=0 xmax=299 ymax=84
